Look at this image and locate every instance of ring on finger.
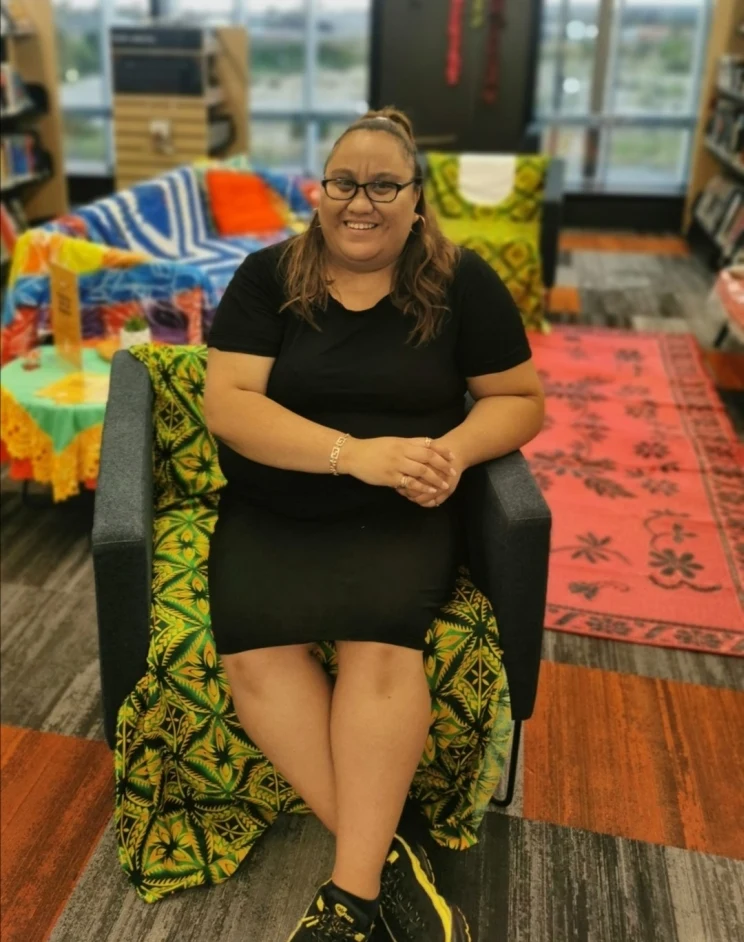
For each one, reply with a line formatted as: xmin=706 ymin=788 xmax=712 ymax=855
xmin=397 ymin=474 xmax=411 ymax=490
xmin=424 ymin=437 xmax=432 ymax=447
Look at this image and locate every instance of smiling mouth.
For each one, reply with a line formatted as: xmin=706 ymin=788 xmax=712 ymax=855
xmin=344 ymin=221 xmax=379 ymax=230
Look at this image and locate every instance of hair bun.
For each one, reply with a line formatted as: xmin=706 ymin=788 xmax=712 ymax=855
xmin=362 ymin=107 xmax=415 ymax=143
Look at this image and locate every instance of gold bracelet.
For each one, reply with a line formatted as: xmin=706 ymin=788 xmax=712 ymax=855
xmin=330 ymin=433 xmax=350 ymax=476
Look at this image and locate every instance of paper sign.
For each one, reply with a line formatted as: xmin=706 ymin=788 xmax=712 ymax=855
xmin=50 ymin=263 xmax=82 ymax=370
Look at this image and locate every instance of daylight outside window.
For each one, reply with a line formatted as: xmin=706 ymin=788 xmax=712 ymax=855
xmin=535 ymin=0 xmax=712 ymax=192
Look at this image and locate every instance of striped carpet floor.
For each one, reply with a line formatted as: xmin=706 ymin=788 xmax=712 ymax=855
xmin=2 ymin=233 xmax=743 ymax=942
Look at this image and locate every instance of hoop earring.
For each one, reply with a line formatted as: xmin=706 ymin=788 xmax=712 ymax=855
xmin=411 ymin=214 xmax=426 ymax=232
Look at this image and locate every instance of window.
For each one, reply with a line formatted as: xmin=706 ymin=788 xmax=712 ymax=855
xmin=314 ymin=0 xmax=370 ymax=109
xmin=53 ymin=0 xmax=149 ymax=173
xmin=52 ymin=0 xmax=372 ymax=175
xmin=248 ymin=0 xmax=307 ymax=109
xmin=54 ymin=0 xmax=106 ymax=110
xmin=535 ymin=0 xmax=713 ymax=193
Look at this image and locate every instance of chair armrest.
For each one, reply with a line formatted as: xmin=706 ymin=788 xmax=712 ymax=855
xmin=91 ymin=351 xmax=154 ymax=749
xmin=463 ymin=450 xmax=551 ymax=721
xmin=540 ymin=158 xmax=565 ymax=290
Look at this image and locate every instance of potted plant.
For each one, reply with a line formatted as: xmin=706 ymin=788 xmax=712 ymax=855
xmin=120 ymin=314 xmax=152 ymax=350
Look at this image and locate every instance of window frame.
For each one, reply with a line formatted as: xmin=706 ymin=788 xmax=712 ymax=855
xmin=534 ymin=0 xmax=715 ymax=194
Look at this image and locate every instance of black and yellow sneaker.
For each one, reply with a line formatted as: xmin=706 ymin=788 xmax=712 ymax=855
xmin=379 ymin=834 xmax=473 ymax=942
xmin=287 ymin=882 xmax=376 ymax=942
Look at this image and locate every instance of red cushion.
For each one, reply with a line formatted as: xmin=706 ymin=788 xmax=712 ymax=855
xmin=206 ymin=170 xmax=287 ymax=236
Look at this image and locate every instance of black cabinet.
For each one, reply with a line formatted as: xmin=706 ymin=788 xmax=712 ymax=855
xmin=369 ymin=0 xmax=541 ymax=153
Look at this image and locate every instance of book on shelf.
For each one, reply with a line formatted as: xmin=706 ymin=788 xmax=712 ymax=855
xmin=696 ymin=175 xmax=740 ymax=232
xmin=718 ymin=55 xmax=744 ymax=97
xmin=720 ymin=205 xmax=744 ymax=261
xmin=695 ymin=175 xmax=744 ymax=262
xmin=0 ymin=130 xmax=47 ymax=187
xmin=706 ymin=100 xmax=744 ymax=164
xmin=0 ymin=62 xmax=32 ymax=115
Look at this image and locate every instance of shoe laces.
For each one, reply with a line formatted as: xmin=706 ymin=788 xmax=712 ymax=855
xmin=381 ymin=862 xmax=431 ymax=939
xmin=300 ymin=899 xmax=369 ymax=941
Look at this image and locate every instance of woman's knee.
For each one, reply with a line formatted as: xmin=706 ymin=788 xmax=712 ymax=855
xmin=336 ymin=641 xmax=426 ymax=697
xmin=221 ymin=643 xmax=315 ymax=698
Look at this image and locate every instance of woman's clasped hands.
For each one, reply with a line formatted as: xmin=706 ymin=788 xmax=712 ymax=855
xmin=338 ymin=436 xmax=462 ymax=509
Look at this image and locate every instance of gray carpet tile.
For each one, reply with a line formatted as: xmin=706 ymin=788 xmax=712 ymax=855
xmin=542 ymin=630 xmax=744 ymax=691
xmin=1 ymin=484 xmax=102 ymax=738
xmin=0 ymin=579 xmax=104 ymax=739
xmin=48 ymin=814 xmax=347 ymax=942
xmin=567 ymin=250 xmax=719 ymax=344
xmin=0 ymin=487 xmax=94 ymax=595
xmin=45 ymin=804 xmax=744 ymax=942
xmin=501 ymin=818 xmax=679 ymax=942
xmin=554 ymin=262 xmax=578 ymax=287
xmin=630 ymin=315 xmax=691 ymax=334
xmin=53 ymin=807 xmax=744 ymax=942
xmin=665 ymin=846 xmax=744 ymax=942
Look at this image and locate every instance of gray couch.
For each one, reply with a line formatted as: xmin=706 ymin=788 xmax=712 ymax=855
xmin=91 ymin=351 xmax=551 ymax=806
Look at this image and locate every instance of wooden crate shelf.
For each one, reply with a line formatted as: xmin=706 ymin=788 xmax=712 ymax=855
xmin=111 ymin=25 xmax=249 ymax=191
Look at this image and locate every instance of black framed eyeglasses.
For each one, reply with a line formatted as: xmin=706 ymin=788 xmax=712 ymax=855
xmin=321 ymin=177 xmax=421 ymax=203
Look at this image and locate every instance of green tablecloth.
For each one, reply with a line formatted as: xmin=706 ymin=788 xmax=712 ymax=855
xmin=0 ymin=347 xmax=111 ymax=501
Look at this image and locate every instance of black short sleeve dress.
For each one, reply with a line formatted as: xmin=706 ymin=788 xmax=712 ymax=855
xmin=206 ymin=242 xmax=531 ymax=654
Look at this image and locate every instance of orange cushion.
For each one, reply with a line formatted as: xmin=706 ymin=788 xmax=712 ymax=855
xmin=206 ymin=170 xmax=287 ymax=236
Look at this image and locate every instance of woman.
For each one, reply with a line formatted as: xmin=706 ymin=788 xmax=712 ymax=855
xmin=205 ymin=108 xmax=544 ymax=942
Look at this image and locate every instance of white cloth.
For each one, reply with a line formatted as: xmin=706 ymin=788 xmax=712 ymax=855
xmin=457 ymin=154 xmax=516 ymax=206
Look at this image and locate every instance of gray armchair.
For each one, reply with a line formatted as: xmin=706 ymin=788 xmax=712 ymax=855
xmin=92 ymin=351 xmax=551 ymax=807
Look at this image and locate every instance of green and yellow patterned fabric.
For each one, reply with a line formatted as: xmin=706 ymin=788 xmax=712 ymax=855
xmin=425 ymin=153 xmax=550 ymax=332
xmin=115 ymin=344 xmax=512 ymax=903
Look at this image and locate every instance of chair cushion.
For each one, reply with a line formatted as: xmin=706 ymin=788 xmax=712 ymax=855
xmin=118 ymin=342 xmax=513 ymax=901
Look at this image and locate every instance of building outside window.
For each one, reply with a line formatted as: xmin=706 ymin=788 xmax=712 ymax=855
xmin=535 ymin=0 xmax=713 ymax=192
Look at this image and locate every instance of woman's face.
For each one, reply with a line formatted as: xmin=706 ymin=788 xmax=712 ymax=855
xmin=319 ymin=130 xmax=420 ymax=272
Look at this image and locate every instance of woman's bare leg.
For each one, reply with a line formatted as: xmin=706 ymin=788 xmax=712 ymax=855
xmin=329 ymin=641 xmax=432 ymax=900
xmin=221 ymin=644 xmax=338 ymax=834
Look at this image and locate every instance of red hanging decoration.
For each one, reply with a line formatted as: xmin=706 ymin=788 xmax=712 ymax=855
xmin=446 ymin=0 xmax=466 ymax=86
xmin=482 ymin=0 xmax=507 ymax=105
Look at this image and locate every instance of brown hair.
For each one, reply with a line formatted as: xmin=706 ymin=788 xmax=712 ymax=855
xmin=279 ymin=107 xmax=459 ymax=345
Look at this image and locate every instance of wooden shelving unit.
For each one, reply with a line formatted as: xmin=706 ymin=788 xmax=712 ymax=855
xmin=0 ymin=0 xmax=68 ymax=222
xmin=684 ymin=0 xmax=744 ymax=233
xmin=111 ymin=25 xmax=249 ymax=192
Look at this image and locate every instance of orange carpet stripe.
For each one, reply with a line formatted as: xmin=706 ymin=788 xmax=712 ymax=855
xmin=0 ymin=725 xmax=114 ymax=942
xmin=522 ymin=662 xmax=744 ymax=859
xmin=548 ymin=285 xmax=582 ymax=315
xmin=560 ymin=233 xmax=690 ymax=256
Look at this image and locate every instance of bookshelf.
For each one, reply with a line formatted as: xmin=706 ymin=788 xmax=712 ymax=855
xmin=111 ymin=25 xmax=249 ymax=191
xmin=0 ymin=0 xmax=68 ymax=221
xmin=684 ymin=0 xmax=744 ymax=254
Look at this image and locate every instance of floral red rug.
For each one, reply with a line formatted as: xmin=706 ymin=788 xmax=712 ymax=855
xmin=525 ymin=327 xmax=744 ymax=656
